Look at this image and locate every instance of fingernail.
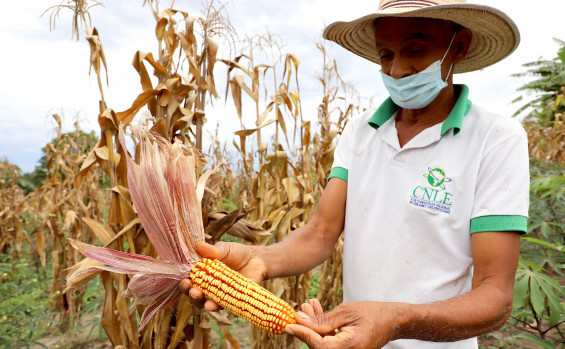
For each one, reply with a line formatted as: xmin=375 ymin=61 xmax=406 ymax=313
xmin=296 ymin=311 xmax=310 ymax=319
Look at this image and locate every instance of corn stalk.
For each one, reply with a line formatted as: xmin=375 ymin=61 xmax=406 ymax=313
xmin=0 ymin=159 xmax=26 ymax=256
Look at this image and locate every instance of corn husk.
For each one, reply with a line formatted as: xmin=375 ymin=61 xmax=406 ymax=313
xmin=67 ymin=126 xmax=205 ymax=330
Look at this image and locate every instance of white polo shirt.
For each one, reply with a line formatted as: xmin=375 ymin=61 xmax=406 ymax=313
xmin=329 ymin=85 xmax=529 ymax=349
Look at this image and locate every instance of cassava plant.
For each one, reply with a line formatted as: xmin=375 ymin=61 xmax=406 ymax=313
xmin=508 ymin=42 xmax=565 ymax=348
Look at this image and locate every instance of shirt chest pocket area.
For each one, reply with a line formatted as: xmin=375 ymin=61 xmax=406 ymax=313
xmin=407 ymin=167 xmax=457 ymax=216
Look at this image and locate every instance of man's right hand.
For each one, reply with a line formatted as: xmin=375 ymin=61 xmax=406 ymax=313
xmin=179 ymin=240 xmax=268 ymax=311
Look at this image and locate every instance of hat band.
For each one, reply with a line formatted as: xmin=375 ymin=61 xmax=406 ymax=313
xmin=380 ymin=0 xmax=437 ymax=10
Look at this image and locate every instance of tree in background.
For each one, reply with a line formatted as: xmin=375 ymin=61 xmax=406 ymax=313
xmin=513 ymin=38 xmax=565 ymax=127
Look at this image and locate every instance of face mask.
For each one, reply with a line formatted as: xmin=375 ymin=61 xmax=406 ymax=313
xmin=380 ymin=34 xmax=456 ymax=110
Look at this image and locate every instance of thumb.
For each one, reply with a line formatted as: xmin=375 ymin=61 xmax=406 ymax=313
xmin=196 ymin=241 xmax=223 ymax=260
xmin=286 ymin=323 xmax=323 ymax=348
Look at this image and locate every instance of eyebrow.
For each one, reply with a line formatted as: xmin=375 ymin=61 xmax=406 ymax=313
xmin=405 ymin=32 xmax=429 ymax=41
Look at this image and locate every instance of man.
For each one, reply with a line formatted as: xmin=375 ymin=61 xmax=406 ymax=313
xmin=181 ymin=1 xmax=529 ymax=348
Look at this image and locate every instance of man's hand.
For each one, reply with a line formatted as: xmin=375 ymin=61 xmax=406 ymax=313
xmin=179 ymin=241 xmax=268 ymax=311
xmin=180 ymin=179 xmax=347 ymax=312
xmin=286 ymin=300 xmax=400 ymax=349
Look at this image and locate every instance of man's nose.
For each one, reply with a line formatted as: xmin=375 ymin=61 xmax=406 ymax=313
xmin=389 ymin=57 xmax=412 ymax=79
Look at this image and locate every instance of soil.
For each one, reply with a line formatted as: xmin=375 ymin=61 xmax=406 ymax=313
xmin=27 ymin=317 xmax=553 ymax=349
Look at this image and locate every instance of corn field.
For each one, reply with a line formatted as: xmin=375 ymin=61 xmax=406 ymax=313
xmin=0 ymin=1 xmax=359 ymax=348
xmin=3 ymin=1 xmax=563 ymax=349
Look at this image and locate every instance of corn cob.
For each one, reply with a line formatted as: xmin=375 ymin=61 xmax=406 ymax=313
xmin=190 ymin=258 xmax=296 ymax=334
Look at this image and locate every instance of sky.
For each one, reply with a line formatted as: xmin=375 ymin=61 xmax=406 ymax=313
xmin=0 ymin=0 xmax=563 ymax=173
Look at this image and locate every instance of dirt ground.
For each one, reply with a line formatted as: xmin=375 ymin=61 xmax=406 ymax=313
xmin=30 ymin=325 xmax=547 ymax=349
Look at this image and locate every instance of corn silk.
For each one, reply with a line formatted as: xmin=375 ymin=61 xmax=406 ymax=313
xmin=67 ymin=126 xmax=206 ymax=331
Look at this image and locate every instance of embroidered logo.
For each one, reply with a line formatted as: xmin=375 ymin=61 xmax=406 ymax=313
xmin=410 ymin=166 xmax=454 ymax=214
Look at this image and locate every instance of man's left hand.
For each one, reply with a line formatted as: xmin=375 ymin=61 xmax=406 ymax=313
xmin=286 ymin=299 xmax=400 ymax=349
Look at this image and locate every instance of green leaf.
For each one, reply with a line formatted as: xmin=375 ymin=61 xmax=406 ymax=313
xmin=515 ymin=333 xmax=557 ymax=349
xmin=513 ymin=274 xmax=530 ymax=310
xmin=541 ymin=222 xmax=549 ymax=238
xmin=536 ymin=277 xmax=564 ymax=325
xmin=537 ymin=272 xmax=565 ymax=293
xmin=522 ymin=237 xmax=561 ymax=251
xmin=529 ymin=276 xmax=545 ymax=316
xmin=523 ymin=258 xmax=544 ymax=272
xmin=558 ymin=46 xmax=565 ymax=64
xmin=526 ymin=221 xmax=543 ymax=234
xmin=548 ymin=306 xmax=560 ymax=327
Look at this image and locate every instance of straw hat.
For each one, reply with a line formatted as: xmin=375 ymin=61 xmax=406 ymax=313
xmin=323 ymin=0 xmax=520 ymax=73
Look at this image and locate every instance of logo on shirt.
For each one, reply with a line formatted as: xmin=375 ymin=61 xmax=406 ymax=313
xmin=410 ymin=165 xmax=454 ymax=214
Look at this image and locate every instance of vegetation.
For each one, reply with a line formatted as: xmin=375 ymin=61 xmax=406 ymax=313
xmin=504 ymin=41 xmax=565 ymax=349
xmin=0 ymin=2 xmax=563 ymax=349
xmin=513 ymin=39 xmax=565 ymax=126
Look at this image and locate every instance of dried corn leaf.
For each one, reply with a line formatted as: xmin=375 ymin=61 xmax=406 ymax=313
xmin=282 ymin=177 xmax=300 ymax=204
xmin=167 ymin=295 xmax=192 ymax=349
xmin=221 ymin=326 xmax=240 ymax=349
xmin=229 ymin=78 xmax=243 ymax=120
xmin=205 ymin=209 xmax=254 ymax=243
xmin=83 ymin=217 xmax=115 ymax=245
xmin=196 ymin=167 xmax=218 ymax=203
xmin=257 ymin=102 xmax=274 ymax=126
xmin=155 ymin=17 xmax=168 ymax=40
xmin=220 ymin=57 xmax=255 ymax=79
xmin=116 ymin=89 xmax=161 ymax=125
xmin=205 ymin=35 xmax=219 ymax=98
xmin=86 ymin=27 xmax=108 ymax=100
xmin=133 ymin=51 xmax=156 ymax=92
xmin=64 ymin=258 xmax=105 ymax=292
xmin=104 ymin=218 xmax=141 ymax=247
xmin=234 ymin=119 xmax=275 ymax=137
xmin=234 ymin=75 xmax=257 ymax=102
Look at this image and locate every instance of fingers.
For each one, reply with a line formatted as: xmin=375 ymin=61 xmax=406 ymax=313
xmin=301 ymin=302 xmax=316 ymax=317
xmin=295 ymin=304 xmax=351 ymax=335
xmin=188 ymin=288 xmax=206 ymax=309
xmin=286 ymin=324 xmax=344 ymax=349
xmin=188 ymin=241 xmax=265 ymax=312
xmin=204 ymin=299 xmax=222 ymax=312
xmin=179 ymin=279 xmax=191 ymax=294
xmin=300 ymin=299 xmax=323 ymax=318
xmin=310 ymin=299 xmax=324 ymax=315
xmin=180 ymin=279 xmax=222 ymax=310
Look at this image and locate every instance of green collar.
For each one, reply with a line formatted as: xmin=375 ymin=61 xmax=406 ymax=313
xmin=368 ymin=84 xmax=472 ymax=136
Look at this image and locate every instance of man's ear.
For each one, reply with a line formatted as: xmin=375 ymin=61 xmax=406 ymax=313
xmin=453 ymin=28 xmax=473 ymax=64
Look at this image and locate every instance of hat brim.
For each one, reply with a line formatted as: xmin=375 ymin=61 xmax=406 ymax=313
xmin=322 ymin=4 xmax=520 ymax=73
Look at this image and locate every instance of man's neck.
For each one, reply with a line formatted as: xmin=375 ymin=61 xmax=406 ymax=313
xmin=395 ymin=83 xmax=457 ymax=147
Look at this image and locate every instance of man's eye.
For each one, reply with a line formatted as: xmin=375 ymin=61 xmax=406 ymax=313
xmin=409 ymin=50 xmax=424 ymax=55
xmin=380 ymin=53 xmax=393 ymax=60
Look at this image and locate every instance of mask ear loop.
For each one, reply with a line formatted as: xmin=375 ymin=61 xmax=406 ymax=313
xmin=441 ymin=33 xmax=457 ymax=82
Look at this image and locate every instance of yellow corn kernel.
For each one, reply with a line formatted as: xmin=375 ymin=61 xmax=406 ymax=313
xmin=190 ymin=258 xmax=296 ymax=335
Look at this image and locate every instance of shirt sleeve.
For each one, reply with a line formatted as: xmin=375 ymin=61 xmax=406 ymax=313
xmin=328 ymin=117 xmax=356 ymax=182
xmin=470 ymin=123 xmax=530 ymax=234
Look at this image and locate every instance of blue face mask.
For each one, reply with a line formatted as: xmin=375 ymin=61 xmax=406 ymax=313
xmin=380 ymin=34 xmax=456 ymax=110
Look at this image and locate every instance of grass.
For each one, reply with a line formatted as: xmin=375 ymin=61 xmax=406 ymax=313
xmin=0 ymin=246 xmax=107 ymax=349
xmin=0 ymin=249 xmax=54 ymax=348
